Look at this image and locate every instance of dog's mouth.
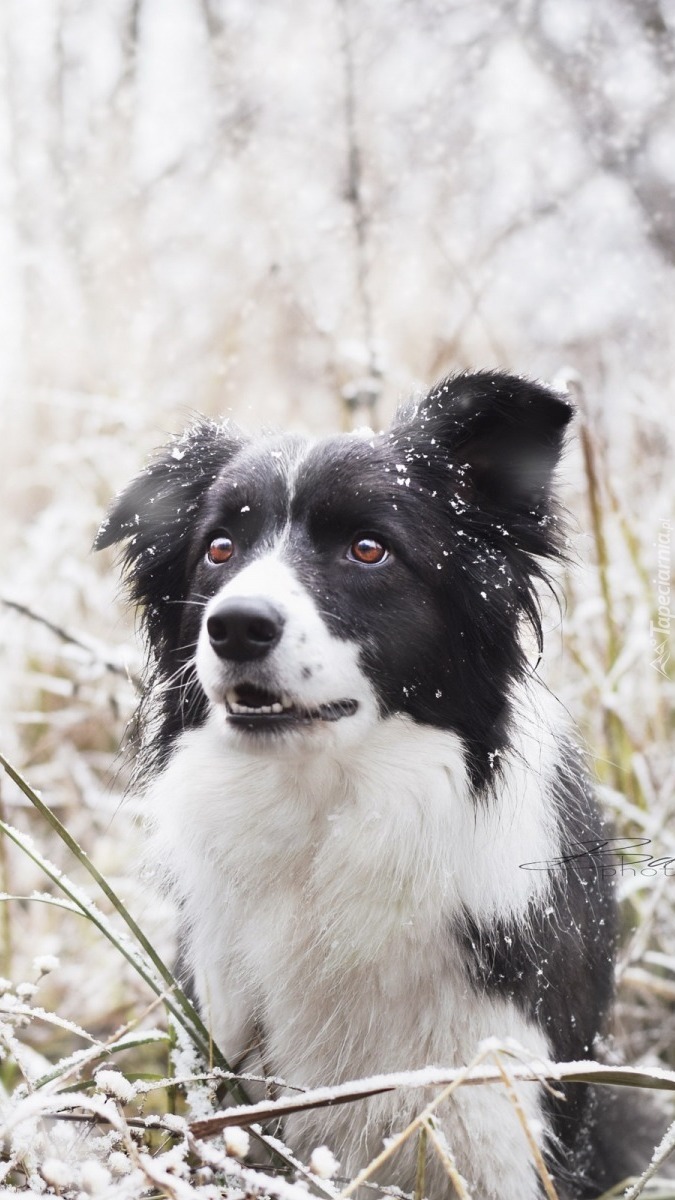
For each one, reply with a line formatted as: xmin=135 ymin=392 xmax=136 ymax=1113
xmin=224 ymin=683 xmax=358 ymax=728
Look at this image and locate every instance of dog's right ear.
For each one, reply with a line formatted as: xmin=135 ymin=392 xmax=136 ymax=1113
xmin=95 ymin=419 xmax=245 ymax=651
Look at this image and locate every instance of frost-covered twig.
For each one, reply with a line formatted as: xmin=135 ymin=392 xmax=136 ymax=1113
xmin=0 ymin=596 xmax=141 ymax=690
xmin=191 ymin=1058 xmax=675 ymax=1140
xmin=33 ymin=1028 xmax=168 ymax=1092
xmin=624 ymin=1114 xmax=675 ymax=1199
xmin=423 ymin=1118 xmax=472 ymax=1199
xmin=336 ymin=0 xmax=381 ymax=427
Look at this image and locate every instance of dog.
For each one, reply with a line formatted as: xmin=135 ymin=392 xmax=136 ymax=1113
xmin=97 ymin=371 xmax=636 ymax=1198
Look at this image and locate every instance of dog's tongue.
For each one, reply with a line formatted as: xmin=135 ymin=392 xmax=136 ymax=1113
xmin=234 ymin=683 xmax=281 ymax=708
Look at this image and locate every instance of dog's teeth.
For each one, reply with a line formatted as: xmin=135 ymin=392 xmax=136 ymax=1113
xmin=228 ymin=696 xmax=289 ymax=715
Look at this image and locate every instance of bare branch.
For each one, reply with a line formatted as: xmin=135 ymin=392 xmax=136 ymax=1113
xmin=189 ymin=1058 xmax=675 ymax=1140
xmin=336 ymin=0 xmax=382 ymax=427
xmin=1 ymin=596 xmax=140 ymax=690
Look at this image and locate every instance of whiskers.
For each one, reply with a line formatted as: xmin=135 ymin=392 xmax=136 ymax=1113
xmin=165 ymin=593 xmax=212 ymax=610
xmin=154 ymin=650 xmax=205 ymax=731
xmin=155 ymin=657 xmax=197 ymax=698
xmin=151 ymin=597 xmax=214 ymax=735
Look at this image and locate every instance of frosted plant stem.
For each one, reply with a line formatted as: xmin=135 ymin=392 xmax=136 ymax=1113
xmin=624 ymin=1113 xmax=675 ymax=1199
xmin=492 ymin=1052 xmax=559 ymax=1200
xmin=564 ymin=376 xmax=640 ymax=806
xmin=0 ymin=778 xmax=12 ymax=976
xmin=423 ymin=1118 xmax=472 ymax=1199
xmin=414 ymin=1123 xmax=427 ymax=1200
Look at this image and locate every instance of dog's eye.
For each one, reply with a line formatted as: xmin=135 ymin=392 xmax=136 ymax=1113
xmin=206 ymin=535 xmax=234 ymax=565
xmin=348 ymin=536 xmax=389 ymax=565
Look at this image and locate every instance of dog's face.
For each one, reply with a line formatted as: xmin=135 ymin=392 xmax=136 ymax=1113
xmin=96 ymin=373 xmax=572 ymax=778
xmin=190 ymin=434 xmax=392 ymax=751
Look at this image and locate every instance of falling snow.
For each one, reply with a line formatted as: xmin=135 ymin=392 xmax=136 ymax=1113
xmin=0 ymin=2 xmax=672 ymax=1195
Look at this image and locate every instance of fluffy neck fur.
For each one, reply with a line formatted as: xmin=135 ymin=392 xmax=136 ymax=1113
xmin=142 ymin=686 xmax=562 ymax=1197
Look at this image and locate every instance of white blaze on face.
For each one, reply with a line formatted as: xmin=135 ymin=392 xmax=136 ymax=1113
xmin=195 ymin=552 xmax=378 ymax=739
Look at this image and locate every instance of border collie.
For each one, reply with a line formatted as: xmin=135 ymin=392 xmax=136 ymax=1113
xmin=97 ymin=372 xmax=626 ymax=1199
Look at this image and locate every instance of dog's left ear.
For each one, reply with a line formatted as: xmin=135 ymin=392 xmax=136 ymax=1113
xmin=402 ymin=371 xmax=573 ymax=513
xmin=95 ymin=419 xmax=245 ymax=654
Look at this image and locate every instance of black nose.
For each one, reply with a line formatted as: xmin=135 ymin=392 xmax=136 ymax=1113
xmin=206 ymin=598 xmax=285 ymax=662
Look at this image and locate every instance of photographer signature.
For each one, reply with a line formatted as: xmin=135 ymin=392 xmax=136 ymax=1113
xmin=520 ymin=838 xmax=675 ymax=876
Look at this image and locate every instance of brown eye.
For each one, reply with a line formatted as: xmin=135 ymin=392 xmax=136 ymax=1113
xmin=348 ymin=536 xmax=388 ymax=565
xmin=207 ymin=535 xmax=234 ymax=564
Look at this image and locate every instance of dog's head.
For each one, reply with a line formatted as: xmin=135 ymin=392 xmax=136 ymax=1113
xmin=96 ymin=372 xmax=572 ymax=782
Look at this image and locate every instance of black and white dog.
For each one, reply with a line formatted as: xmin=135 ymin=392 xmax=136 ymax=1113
xmin=98 ymin=372 xmax=627 ymax=1198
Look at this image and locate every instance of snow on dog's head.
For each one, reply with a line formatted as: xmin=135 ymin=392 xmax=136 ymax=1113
xmin=96 ymin=371 xmax=572 ymax=784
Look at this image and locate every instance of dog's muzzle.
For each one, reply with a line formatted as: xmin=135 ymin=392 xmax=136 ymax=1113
xmin=203 ymin=594 xmax=359 ymax=733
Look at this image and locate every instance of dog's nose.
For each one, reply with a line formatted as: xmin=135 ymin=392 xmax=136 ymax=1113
xmin=206 ymin=598 xmax=285 ymax=662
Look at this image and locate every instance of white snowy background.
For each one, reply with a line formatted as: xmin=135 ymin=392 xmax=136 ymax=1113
xmin=0 ymin=0 xmax=673 ymax=1193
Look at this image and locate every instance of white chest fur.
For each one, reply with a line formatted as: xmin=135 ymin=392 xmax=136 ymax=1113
xmin=145 ymin=702 xmax=561 ymax=1198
